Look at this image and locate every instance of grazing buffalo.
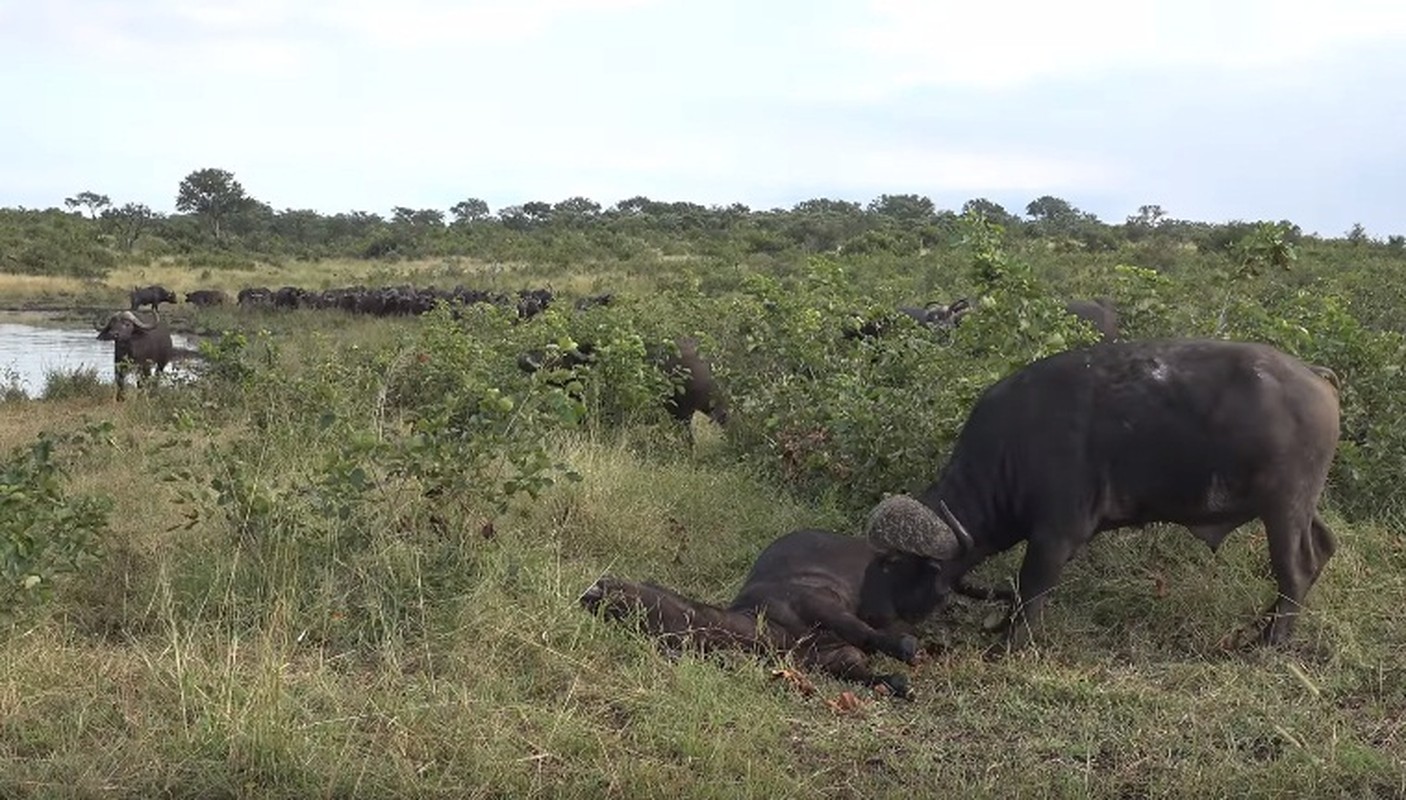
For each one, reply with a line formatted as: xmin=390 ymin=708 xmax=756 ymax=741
xmin=95 ymin=310 xmax=174 ymax=400
xmin=517 ymin=288 xmax=554 ymax=319
xmin=844 ymin=299 xmax=972 ymax=340
xmin=185 ymin=289 xmax=229 ymax=307
xmin=238 ymin=287 xmax=274 ymax=308
xmin=130 ymin=285 xmax=177 ymax=312
xmin=650 ymin=337 xmax=729 ymax=429
xmin=580 ymin=520 xmax=975 ymax=698
xmin=573 ymin=292 xmax=615 ymax=311
xmin=1064 ymin=298 xmax=1120 ymax=342
xmin=868 ymin=338 xmax=1342 ymax=651
xmin=518 ymin=336 xmax=728 ymax=435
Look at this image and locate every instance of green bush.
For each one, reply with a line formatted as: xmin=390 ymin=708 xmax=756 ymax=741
xmin=0 ymin=425 xmax=114 ymax=615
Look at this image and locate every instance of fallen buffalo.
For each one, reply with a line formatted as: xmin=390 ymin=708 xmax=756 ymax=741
xmin=868 ymin=338 xmax=1341 ymax=651
xmin=580 ymin=517 xmax=976 ymax=698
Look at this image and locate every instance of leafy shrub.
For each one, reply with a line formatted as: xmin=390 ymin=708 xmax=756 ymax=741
xmin=0 ymin=425 xmax=114 ymax=615
xmin=41 ymin=366 xmax=106 ymax=401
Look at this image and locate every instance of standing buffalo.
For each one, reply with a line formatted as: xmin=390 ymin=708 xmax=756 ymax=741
xmin=868 ymin=338 xmax=1341 ymax=651
xmin=130 ymin=285 xmax=177 ymax=312
xmin=238 ymin=287 xmax=273 ymax=308
xmin=95 ymin=310 xmax=174 ymax=400
xmin=185 ymin=289 xmax=229 ymax=307
xmin=518 ymin=336 xmax=728 ymax=435
xmin=650 ymin=337 xmax=729 ymax=430
xmin=580 ymin=519 xmax=976 ymax=698
xmin=1064 ymin=298 xmax=1120 ymax=342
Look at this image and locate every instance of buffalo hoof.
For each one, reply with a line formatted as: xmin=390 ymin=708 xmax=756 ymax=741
xmin=896 ymin=634 xmax=920 ymax=664
xmin=874 ymin=674 xmax=915 ymax=701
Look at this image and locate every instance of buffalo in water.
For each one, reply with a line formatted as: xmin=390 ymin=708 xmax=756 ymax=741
xmin=96 ymin=310 xmax=174 ymax=400
xmin=130 ymin=285 xmax=177 ymax=312
xmin=867 ymin=338 xmax=1341 ymax=652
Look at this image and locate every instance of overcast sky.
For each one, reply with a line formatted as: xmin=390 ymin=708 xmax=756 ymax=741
xmin=3 ymin=0 xmax=1404 ymax=236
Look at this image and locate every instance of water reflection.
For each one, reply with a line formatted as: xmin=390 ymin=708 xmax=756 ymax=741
xmin=0 ymin=318 xmax=199 ymax=398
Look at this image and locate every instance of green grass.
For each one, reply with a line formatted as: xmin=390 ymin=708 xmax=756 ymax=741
xmin=0 ymin=256 xmax=1403 ymax=798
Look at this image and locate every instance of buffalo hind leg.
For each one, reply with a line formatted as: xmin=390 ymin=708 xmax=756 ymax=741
xmin=1259 ymin=507 xmax=1336 ymax=646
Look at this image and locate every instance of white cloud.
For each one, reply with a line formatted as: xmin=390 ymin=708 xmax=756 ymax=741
xmin=825 ymin=145 xmax=1122 ymax=194
xmin=856 ymin=0 xmax=1406 ymax=91
xmin=330 ymin=0 xmax=654 ymax=48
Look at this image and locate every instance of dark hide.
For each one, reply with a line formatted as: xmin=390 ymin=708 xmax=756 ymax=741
xmin=580 ymin=529 xmax=965 ymax=698
xmin=844 ymin=299 xmax=971 ymax=340
xmin=1064 ymin=298 xmax=1120 ymax=342
xmin=648 ymin=337 xmax=729 ymax=428
xmin=185 ymin=289 xmax=229 ymax=307
xmin=518 ymin=337 xmax=728 ymax=434
xmin=573 ymin=292 xmax=615 ymax=311
xmin=95 ymin=310 xmax=174 ymax=400
xmin=916 ymin=338 xmax=1341 ymax=650
xmin=130 ymin=285 xmax=177 ymax=312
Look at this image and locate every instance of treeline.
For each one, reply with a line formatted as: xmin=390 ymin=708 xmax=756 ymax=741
xmin=3 ymin=167 xmax=1404 ymax=279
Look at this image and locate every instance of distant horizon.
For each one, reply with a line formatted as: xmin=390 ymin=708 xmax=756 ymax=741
xmin=12 ymin=181 xmax=1386 ymax=240
xmin=5 ymin=1 xmax=1405 ymax=240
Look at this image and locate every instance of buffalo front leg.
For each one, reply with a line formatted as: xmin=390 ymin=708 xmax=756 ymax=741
xmin=114 ymin=362 xmax=129 ymax=401
xmin=800 ymin=636 xmax=914 ymax=700
xmin=999 ymin=532 xmax=1082 ymax=653
xmin=793 ymin=597 xmax=920 ymax=664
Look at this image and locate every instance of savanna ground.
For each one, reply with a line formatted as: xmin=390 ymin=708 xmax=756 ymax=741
xmin=2 ymin=209 xmax=1406 ymax=799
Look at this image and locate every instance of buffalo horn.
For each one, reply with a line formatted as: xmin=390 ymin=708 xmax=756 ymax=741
xmin=937 ymin=500 xmax=975 ymax=556
xmin=863 ymin=494 xmax=963 ymax=561
xmin=118 ymin=310 xmax=157 ymax=330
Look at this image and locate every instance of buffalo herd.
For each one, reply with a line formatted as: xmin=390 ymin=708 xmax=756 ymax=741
xmin=96 ymin=280 xmax=1344 ymax=701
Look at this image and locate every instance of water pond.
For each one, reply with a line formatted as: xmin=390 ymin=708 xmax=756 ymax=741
xmin=0 ymin=316 xmax=200 ymax=398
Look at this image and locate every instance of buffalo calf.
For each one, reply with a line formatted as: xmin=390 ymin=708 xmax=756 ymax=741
xmin=581 ymin=525 xmax=974 ymax=697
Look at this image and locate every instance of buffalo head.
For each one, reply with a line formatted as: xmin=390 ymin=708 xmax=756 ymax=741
xmin=96 ymin=310 xmax=159 ymax=341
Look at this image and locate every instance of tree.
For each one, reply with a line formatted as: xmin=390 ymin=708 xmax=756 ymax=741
xmin=961 ymin=198 xmax=1017 ymax=228
xmin=64 ymin=191 xmax=111 ymax=220
xmin=792 ymin=198 xmax=862 ymax=215
xmin=553 ymin=196 xmax=601 ymax=217
xmin=1127 ymin=204 xmax=1167 ymax=228
xmin=175 ymin=168 xmax=252 ymax=240
xmin=1346 ymin=222 xmax=1369 ymax=245
xmin=450 ymin=198 xmax=490 ymax=224
xmin=100 ymin=203 xmax=156 ymax=252
xmin=867 ymin=194 xmax=936 ymax=226
xmin=521 ymin=201 xmax=553 ymax=225
xmin=612 ymin=196 xmax=656 ymax=216
xmin=1025 ymin=195 xmax=1077 ymax=223
xmin=411 ymin=209 xmax=444 ymax=227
